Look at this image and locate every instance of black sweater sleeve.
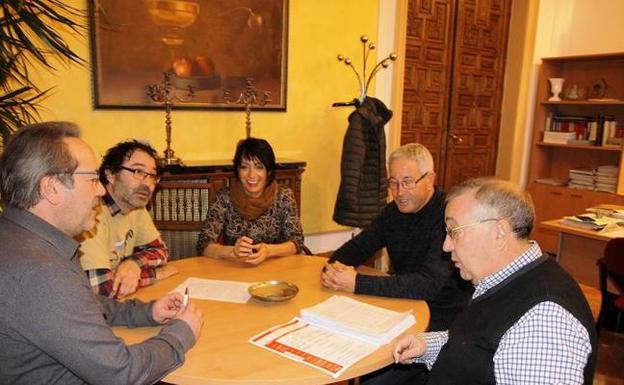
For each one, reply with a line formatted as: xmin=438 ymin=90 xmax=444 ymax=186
xmin=354 ymin=226 xmax=451 ymax=301
xmin=328 ymin=212 xmax=386 ymax=266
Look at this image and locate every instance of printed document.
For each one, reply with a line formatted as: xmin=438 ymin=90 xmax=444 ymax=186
xmin=300 ymin=295 xmax=415 ymax=345
xmin=250 ymin=318 xmax=378 ymax=378
xmin=249 ymin=295 xmax=416 ymax=378
xmin=172 ymin=277 xmax=251 ymax=303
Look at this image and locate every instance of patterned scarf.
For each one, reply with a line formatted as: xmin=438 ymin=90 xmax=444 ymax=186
xmin=230 ymin=179 xmax=278 ymax=220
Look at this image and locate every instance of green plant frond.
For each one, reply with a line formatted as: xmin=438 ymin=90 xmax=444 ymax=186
xmin=0 ymin=85 xmax=33 ymax=101
xmin=17 ymin=11 xmax=84 ymax=65
xmin=0 ymin=56 xmax=42 ymax=92
xmin=0 ymin=1 xmax=85 ymax=138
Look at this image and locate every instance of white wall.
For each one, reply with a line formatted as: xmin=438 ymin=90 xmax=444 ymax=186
xmin=534 ymin=0 xmax=624 ymax=58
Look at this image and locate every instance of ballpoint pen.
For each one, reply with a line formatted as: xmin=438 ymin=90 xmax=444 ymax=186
xmin=183 ymin=287 xmax=189 ymax=308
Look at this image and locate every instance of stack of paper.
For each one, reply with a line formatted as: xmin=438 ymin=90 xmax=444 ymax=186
xmin=249 ymin=295 xmax=416 ymax=378
xmin=568 ymin=168 xmax=595 ymax=190
xmin=299 ymin=295 xmax=415 ymax=345
xmin=543 ymin=131 xmax=577 ymax=144
xmin=595 ymin=165 xmax=618 ymax=193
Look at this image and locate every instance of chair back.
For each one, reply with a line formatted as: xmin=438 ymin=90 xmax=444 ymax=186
xmin=149 ymin=181 xmax=216 ymax=259
xmin=603 ymin=238 xmax=624 ymax=278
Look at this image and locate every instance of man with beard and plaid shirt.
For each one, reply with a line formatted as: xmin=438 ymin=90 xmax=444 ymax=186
xmin=77 ymin=140 xmax=177 ymax=298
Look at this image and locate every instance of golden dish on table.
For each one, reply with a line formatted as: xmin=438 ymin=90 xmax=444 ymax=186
xmin=248 ymin=280 xmax=299 ymax=302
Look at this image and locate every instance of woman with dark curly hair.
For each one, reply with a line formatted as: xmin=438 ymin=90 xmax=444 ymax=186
xmin=197 ymin=137 xmax=305 ymax=264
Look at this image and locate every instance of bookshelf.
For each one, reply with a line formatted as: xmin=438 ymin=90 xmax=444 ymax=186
xmin=527 ymin=53 xmax=624 ymax=253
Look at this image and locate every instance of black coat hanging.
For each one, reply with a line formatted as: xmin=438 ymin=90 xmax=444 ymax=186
xmin=333 ymin=97 xmax=392 ymax=227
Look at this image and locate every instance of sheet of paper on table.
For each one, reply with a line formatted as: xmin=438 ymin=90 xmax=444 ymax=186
xmin=249 ymin=295 xmax=416 ymax=378
xmin=250 ymin=317 xmax=378 ymax=378
xmin=172 ymin=277 xmax=251 ymax=303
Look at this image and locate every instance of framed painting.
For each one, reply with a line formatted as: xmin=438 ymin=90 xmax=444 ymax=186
xmin=88 ymin=0 xmax=288 ymax=110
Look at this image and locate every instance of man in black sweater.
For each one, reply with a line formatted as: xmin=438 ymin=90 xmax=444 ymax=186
xmin=321 ymin=143 xmax=472 ymax=385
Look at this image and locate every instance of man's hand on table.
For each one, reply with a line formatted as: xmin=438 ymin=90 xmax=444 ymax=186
xmin=112 ymin=259 xmax=141 ymax=297
xmin=152 ymin=292 xmax=204 ymax=340
xmin=393 ymin=334 xmax=427 ymax=364
xmin=320 ymin=261 xmax=356 ymax=292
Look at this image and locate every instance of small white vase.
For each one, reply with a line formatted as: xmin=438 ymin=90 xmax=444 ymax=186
xmin=549 ymin=78 xmax=565 ymax=101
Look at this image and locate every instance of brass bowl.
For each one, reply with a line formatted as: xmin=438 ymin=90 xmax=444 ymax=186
xmin=248 ymin=280 xmax=299 ymax=302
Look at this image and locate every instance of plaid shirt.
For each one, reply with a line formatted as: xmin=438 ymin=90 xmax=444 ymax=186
xmin=85 ymin=194 xmax=168 ymax=298
xmin=416 ymin=242 xmax=592 ymax=384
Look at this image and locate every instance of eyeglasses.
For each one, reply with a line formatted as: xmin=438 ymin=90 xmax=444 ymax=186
xmin=72 ymin=171 xmax=101 ymax=187
xmin=445 ymin=218 xmax=500 ymax=241
xmin=120 ymin=166 xmax=160 ymax=183
xmin=388 ymin=172 xmax=429 ymax=190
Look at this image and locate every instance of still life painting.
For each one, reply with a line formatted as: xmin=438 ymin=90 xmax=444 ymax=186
xmin=89 ymin=0 xmax=288 ymax=110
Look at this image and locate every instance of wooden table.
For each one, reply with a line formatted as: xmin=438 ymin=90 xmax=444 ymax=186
xmin=541 ymin=219 xmax=624 ymax=289
xmin=113 ymin=256 xmax=429 ymax=385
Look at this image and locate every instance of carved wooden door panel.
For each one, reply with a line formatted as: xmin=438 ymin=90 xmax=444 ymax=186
xmin=400 ymin=0 xmax=455 ymax=183
xmin=400 ymin=0 xmax=511 ymax=190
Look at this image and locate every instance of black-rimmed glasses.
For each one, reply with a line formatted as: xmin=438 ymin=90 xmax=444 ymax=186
xmin=120 ymin=166 xmax=160 ymax=183
xmin=388 ymin=171 xmax=429 ymax=190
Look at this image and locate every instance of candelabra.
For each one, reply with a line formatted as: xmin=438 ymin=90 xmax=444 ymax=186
xmin=224 ymin=78 xmax=271 ymax=138
xmin=337 ymin=35 xmax=398 ymax=102
xmin=146 ymin=71 xmax=195 ymax=166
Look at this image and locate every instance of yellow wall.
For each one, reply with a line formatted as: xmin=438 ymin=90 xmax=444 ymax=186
xmin=35 ymin=0 xmax=380 ymax=234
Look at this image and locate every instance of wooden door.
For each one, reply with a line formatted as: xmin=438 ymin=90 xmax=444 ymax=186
xmin=400 ymin=0 xmax=511 ymax=190
xmin=400 ymin=0 xmax=456 ymax=183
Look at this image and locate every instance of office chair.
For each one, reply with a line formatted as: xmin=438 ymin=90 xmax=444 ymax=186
xmin=597 ymin=237 xmax=624 ymax=332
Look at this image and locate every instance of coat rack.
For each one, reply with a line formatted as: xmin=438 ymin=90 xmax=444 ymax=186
xmin=333 ymin=35 xmax=397 ymax=107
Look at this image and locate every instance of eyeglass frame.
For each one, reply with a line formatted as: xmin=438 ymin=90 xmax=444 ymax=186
xmin=63 ymin=171 xmax=101 ymax=188
xmin=445 ymin=218 xmax=501 ymax=241
xmin=120 ymin=166 xmax=160 ymax=183
xmin=387 ymin=171 xmax=429 ymax=191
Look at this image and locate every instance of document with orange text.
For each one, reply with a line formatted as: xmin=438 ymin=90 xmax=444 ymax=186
xmin=249 ymin=296 xmax=415 ymax=378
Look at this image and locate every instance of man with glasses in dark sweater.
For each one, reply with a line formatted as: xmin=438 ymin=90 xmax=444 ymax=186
xmin=321 ymin=143 xmax=471 ymax=385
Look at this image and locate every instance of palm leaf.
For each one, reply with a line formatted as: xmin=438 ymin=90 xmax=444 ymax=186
xmin=0 ymin=0 xmax=85 ymax=142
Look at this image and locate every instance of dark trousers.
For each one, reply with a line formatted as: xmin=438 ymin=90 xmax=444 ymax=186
xmin=360 ymin=363 xmax=428 ymax=385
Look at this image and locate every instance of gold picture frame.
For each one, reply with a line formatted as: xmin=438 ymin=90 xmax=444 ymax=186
xmin=88 ymin=0 xmax=288 ymax=110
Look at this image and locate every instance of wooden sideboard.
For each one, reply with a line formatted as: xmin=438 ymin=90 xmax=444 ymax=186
xmin=149 ymin=159 xmax=306 ymax=259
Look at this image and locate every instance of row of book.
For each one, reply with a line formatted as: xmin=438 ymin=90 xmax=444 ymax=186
xmin=543 ymin=114 xmax=622 ymax=146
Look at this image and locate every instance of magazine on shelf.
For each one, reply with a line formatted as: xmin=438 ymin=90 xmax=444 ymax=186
xmin=249 ymin=295 xmax=416 ymax=378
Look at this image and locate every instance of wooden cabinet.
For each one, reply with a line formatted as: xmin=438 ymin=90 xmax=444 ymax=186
xmin=527 ymin=53 xmax=624 ymax=254
xmin=149 ymin=159 xmax=305 ymax=259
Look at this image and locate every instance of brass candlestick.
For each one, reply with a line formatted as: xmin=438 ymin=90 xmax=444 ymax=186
xmin=146 ymin=71 xmax=195 ymax=166
xmin=224 ymin=78 xmax=271 ymax=138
